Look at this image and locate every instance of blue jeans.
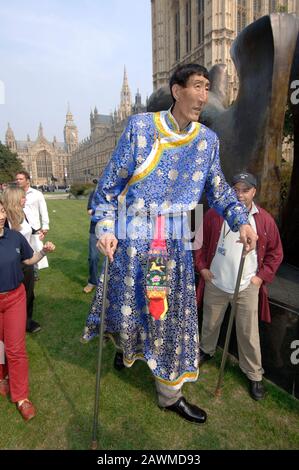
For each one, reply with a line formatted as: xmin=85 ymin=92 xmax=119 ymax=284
xmin=88 ymin=233 xmax=100 ymax=286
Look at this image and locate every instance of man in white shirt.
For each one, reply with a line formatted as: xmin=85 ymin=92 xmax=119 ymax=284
xmin=15 ymin=171 xmax=49 ymax=271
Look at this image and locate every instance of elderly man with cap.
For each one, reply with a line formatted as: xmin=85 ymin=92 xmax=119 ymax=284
xmin=83 ymin=179 xmax=101 ymax=293
xmin=195 ymin=171 xmax=283 ymax=400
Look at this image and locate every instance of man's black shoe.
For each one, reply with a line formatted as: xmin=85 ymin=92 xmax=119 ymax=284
xmin=26 ymin=320 xmax=41 ymax=334
xmin=164 ymin=397 xmax=207 ymax=424
xmin=113 ymin=352 xmax=125 ymax=371
xmin=198 ymin=348 xmax=212 ymax=368
xmin=249 ymin=380 xmax=266 ymax=401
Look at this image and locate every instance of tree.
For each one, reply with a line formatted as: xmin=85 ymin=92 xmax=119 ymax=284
xmin=0 ymin=142 xmax=24 ymax=183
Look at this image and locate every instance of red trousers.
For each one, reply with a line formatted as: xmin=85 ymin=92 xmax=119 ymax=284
xmin=0 ymin=283 xmax=29 ymax=402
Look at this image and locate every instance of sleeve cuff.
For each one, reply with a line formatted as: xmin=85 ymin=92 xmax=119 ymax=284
xmin=95 ymin=219 xmax=115 ymax=239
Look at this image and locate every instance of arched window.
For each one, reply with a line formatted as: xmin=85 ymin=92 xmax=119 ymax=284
xmin=36 ymin=151 xmax=52 ymax=179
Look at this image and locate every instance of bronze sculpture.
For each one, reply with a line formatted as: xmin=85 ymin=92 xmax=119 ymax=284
xmin=147 ymin=13 xmax=299 ymax=265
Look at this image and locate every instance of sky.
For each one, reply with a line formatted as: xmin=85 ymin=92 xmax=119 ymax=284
xmin=0 ymin=0 xmax=153 ymax=144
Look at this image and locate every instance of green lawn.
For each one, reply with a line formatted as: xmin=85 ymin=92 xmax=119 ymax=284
xmin=0 ymin=199 xmax=298 ymax=450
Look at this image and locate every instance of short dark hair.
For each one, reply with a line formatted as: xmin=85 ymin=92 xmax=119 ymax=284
xmin=16 ymin=170 xmax=30 ymax=180
xmin=169 ymin=63 xmax=209 ymax=102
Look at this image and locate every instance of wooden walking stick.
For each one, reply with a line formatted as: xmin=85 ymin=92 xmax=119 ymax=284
xmin=91 ymin=256 xmax=109 ymax=449
xmin=215 ymin=248 xmax=247 ymax=397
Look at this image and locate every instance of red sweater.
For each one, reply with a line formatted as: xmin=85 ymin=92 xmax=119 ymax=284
xmin=194 ymin=207 xmax=284 ymax=322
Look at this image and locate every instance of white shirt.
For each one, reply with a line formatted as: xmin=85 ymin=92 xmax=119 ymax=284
xmin=8 ymin=217 xmax=32 ymax=245
xmin=24 ymin=187 xmax=49 ymax=231
xmin=210 ymin=202 xmax=259 ymax=294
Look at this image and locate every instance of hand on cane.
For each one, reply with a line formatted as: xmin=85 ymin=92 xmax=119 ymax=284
xmin=97 ymin=234 xmax=118 ymax=262
xmin=238 ymin=224 xmax=258 ymax=252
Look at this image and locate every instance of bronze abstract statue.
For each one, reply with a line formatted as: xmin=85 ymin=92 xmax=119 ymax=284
xmin=147 ymin=13 xmax=299 ymax=265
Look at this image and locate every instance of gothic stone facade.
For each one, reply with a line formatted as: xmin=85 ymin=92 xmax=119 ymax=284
xmin=70 ymin=67 xmax=146 ymax=182
xmin=5 ymin=109 xmax=78 ymax=186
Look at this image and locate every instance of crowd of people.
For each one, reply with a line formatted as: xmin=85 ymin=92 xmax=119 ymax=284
xmin=0 ymin=63 xmax=283 ymax=425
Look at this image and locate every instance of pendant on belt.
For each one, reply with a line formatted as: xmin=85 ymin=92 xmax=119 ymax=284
xmin=146 ymin=215 xmax=168 ymax=320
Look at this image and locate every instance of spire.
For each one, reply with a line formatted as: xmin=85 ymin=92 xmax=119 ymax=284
xmin=123 ymin=65 xmax=128 ymax=87
xmin=135 ymin=88 xmax=142 ymax=106
xmin=66 ymin=102 xmax=73 ymax=123
xmin=64 ymin=106 xmax=78 ymax=152
xmin=5 ymin=123 xmax=16 ymax=151
xmin=118 ymin=65 xmax=132 ymax=120
xmin=38 ymin=122 xmax=43 ymax=138
xmin=5 ymin=122 xmax=15 ymax=139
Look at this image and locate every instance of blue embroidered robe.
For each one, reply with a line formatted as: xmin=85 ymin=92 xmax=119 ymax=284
xmin=86 ymin=110 xmax=248 ymax=388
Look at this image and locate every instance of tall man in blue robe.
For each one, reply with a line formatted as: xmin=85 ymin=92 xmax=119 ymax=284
xmin=88 ymin=63 xmax=257 ymax=424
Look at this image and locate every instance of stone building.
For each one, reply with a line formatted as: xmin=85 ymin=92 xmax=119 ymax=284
xmin=70 ymin=67 xmax=146 ymax=182
xmin=5 ymin=107 xmax=78 ymax=186
xmin=151 ymin=0 xmax=299 ymax=102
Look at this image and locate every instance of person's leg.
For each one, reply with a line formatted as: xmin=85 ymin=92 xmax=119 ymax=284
xmin=83 ymin=233 xmax=99 ymax=293
xmin=201 ymin=281 xmax=230 ymax=356
xmin=0 ymin=301 xmax=9 ymax=391
xmin=235 ymin=283 xmax=263 ymax=381
xmin=155 ymin=379 xmax=207 ymax=424
xmin=3 ymin=285 xmax=29 ymax=403
xmin=155 ymin=379 xmax=182 ymax=407
xmin=88 ymin=232 xmax=100 ymax=286
xmin=22 ymin=265 xmax=40 ymax=332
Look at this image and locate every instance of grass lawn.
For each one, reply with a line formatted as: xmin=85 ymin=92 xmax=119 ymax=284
xmin=0 ymin=199 xmax=298 ymax=450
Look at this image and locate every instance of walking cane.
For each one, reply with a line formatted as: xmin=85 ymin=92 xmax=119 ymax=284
xmin=214 ymin=247 xmax=247 ymax=397
xmin=91 ymin=256 xmax=109 ymax=450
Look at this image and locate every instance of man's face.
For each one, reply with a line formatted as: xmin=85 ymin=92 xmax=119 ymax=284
xmin=16 ymin=174 xmax=29 ymax=189
xmin=172 ymin=73 xmax=210 ymax=123
xmin=234 ymin=182 xmax=256 ymax=208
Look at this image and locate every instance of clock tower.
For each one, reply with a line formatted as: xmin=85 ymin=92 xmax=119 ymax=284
xmin=64 ymin=104 xmax=78 ymax=153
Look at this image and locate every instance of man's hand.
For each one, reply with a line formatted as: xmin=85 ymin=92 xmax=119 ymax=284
xmin=200 ymin=268 xmax=215 ymax=282
xmin=97 ymin=233 xmax=118 ymax=262
xmin=250 ymin=275 xmax=263 ymax=287
xmin=37 ymin=230 xmax=45 ymax=241
xmin=238 ymin=224 xmax=258 ymax=252
xmin=41 ymin=229 xmax=48 ymax=236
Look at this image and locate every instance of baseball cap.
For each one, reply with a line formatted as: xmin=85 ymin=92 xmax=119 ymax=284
xmin=232 ymin=172 xmax=257 ymax=188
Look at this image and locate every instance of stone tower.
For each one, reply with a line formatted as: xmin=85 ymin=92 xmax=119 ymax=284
xmin=5 ymin=123 xmax=17 ymax=152
xmin=64 ymin=104 xmax=78 ymax=153
xmin=118 ymin=66 xmax=132 ymax=121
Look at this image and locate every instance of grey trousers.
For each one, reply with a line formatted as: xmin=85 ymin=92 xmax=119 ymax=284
xmin=155 ymin=379 xmax=183 ymax=407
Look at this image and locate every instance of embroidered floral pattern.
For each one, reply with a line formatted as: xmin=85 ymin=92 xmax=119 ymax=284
xmin=86 ymin=111 xmax=248 ymax=387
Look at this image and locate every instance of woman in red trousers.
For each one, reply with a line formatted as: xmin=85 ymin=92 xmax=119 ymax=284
xmin=0 ymin=197 xmax=55 ymax=421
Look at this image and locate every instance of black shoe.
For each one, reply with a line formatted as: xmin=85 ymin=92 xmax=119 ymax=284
xmin=249 ymin=380 xmax=266 ymax=401
xmin=198 ymin=348 xmax=213 ymax=367
xmin=164 ymin=397 xmax=207 ymax=424
xmin=113 ymin=352 xmax=125 ymax=371
xmin=26 ymin=320 xmax=41 ymax=334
